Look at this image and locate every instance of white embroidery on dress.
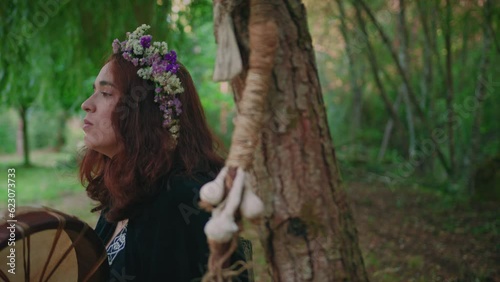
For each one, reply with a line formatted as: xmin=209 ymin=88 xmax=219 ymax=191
xmin=107 ymin=224 xmax=127 ymax=265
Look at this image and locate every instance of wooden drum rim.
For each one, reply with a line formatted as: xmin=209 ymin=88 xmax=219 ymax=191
xmin=0 ymin=207 xmax=109 ymax=282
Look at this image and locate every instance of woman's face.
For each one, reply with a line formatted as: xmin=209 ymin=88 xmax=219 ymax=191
xmin=81 ymin=62 xmax=122 ymax=157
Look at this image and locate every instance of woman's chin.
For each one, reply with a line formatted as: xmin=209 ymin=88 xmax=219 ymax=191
xmin=83 ymin=135 xmax=103 ymax=153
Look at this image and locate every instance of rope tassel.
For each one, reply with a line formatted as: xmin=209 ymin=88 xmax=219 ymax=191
xmin=202 ymin=168 xmax=265 ymax=243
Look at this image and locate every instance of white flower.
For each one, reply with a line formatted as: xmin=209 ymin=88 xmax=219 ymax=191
xmin=161 ymin=42 xmax=168 ymax=55
xmin=133 ymin=43 xmax=143 ymax=55
xmin=137 ymin=67 xmax=152 ymax=79
xmin=153 ymin=42 xmax=162 ymax=49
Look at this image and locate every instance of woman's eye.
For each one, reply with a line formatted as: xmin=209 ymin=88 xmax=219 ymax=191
xmin=101 ymin=92 xmax=112 ymax=97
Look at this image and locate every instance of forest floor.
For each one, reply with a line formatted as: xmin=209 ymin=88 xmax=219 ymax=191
xmin=347 ymin=181 xmax=499 ymax=282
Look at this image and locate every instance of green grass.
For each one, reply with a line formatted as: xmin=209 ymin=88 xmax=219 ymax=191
xmin=0 ymin=150 xmax=99 ymax=224
xmin=0 ymin=152 xmax=81 ymax=203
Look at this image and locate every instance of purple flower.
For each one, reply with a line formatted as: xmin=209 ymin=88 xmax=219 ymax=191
xmin=165 ymin=63 xmax=179 ymax=74
xmin=173 ymin=97 xmax=181 ymax=107
xmin=171 ymin=64 xmax=179 ymax=74
xmin=122 ymin=52 xmax=131 ymax=60
xmin=140 ymin=35 xmax=152 ymax=48
xmin=173 ymin=98 xmax=182 ymax=115
xmin=153 ymin=63 xmax=164 ymax=75
xmin=131 ymin=58 xmax=139 ymax=66
xmin=150 ymin=53 xmax=161 ymax=64
xmin=155 ymin=87 xmax=162 ymax=93
xmin=164 ymin=50 xmax=177 ymax=63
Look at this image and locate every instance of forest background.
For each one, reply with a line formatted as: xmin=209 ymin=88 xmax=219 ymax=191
xmin=0 ymin=0 xmax=498 ymax=281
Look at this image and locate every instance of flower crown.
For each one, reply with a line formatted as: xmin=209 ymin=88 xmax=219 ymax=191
xmin=112 ymin=24 xmax=183 ymax=139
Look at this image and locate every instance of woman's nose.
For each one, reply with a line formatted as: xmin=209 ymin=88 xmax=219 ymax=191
xmin=81 ymin=96 xmax=94 ymax=112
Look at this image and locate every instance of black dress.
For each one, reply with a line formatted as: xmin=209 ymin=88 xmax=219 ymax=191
xmin=94 ymin=171 xmax=251 ymax=281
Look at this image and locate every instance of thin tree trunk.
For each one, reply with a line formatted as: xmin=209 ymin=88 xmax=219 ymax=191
xmin=430 ymin=0 xmax=446 ymax=80
xmin=469 ymin=0 xmax=493 ymax=194
xmin=416 ymin=0 xmax=435 ymax=172
xmin=416 ymin=0 xmax=434 ymax=123
xmin=459 ymin=10 xmax=471 ymax=88
xmin=483 ymin=0 xmax=500 ymax=54
xmin=231 ymin=0 xmax=369 ymax=280
xmin=398 ymin=0 xmax=416 ymax=158
xmin=336 ymin=0 xmax=363 ymax=146
xmin=444 ymin=0 xmax=456 ymax=178
xmin=356 ymin=0 xmax=451 ymax=176
xmin=352 ymin=1 xmax=405 ymax=132
xmin=378 ymin=93 xmax=403 ymax=162
xmin=18 ymin=106 xmax=31 ymax=167
xmin=16 ymin=113 xmax=23 ymax=156
xmin=54 ymin=110 xmax=68 ymax=152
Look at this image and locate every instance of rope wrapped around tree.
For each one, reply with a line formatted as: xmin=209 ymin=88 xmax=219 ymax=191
xmin=200 ymin=0 xmax=278 ymax=281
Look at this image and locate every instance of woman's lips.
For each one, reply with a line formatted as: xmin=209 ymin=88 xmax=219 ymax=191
xmin=83 ymin=119 xmax=93 ymax=130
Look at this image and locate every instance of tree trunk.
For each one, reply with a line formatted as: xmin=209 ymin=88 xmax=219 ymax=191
xmin=231 ymin=0 xmax=368 ymax=280
xmin=469 ymin=0 xmax=493 ymax=194
xmin=397 ymin=0 xmax=416 ymax=158
xmin=459 ymin=10 xmax=471 ymax=90
xmin=18 ymin=106 xmax=31 ymax=167
xmin=336 ymin=0 xmax=363 ymax=147
xmin=430 ymin=0 xmax=445 ymax=80
xmin=54 ymin=110 xmax=68 ymax=152
xmin=444 ymin=0 xmax=456 ymax=178
xmin=378 ymin=93 xmax=403 ymax=162
xmin=416 ymin=0 xmax=435 ymax=173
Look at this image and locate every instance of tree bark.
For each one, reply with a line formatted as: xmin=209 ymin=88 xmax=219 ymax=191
xmin=231 ymin=0 xmax=369 ymax=280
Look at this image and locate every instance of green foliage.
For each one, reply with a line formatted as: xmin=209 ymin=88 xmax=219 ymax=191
xmin=0 ymin=151 xmax=81 ymax=202
xmin=305 ymin=0 xmax=500 ymax=193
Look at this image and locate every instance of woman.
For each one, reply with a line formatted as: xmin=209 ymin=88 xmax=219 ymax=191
xmin=80 ymin=25 xmax=246 ymax=281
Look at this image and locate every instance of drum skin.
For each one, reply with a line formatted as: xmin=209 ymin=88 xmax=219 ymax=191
xmin=0 ymin=207 xmax=109 ymax=282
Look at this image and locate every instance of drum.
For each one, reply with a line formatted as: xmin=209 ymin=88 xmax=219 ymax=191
xmin=0 ymin=207 xmax=109 ymax=282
